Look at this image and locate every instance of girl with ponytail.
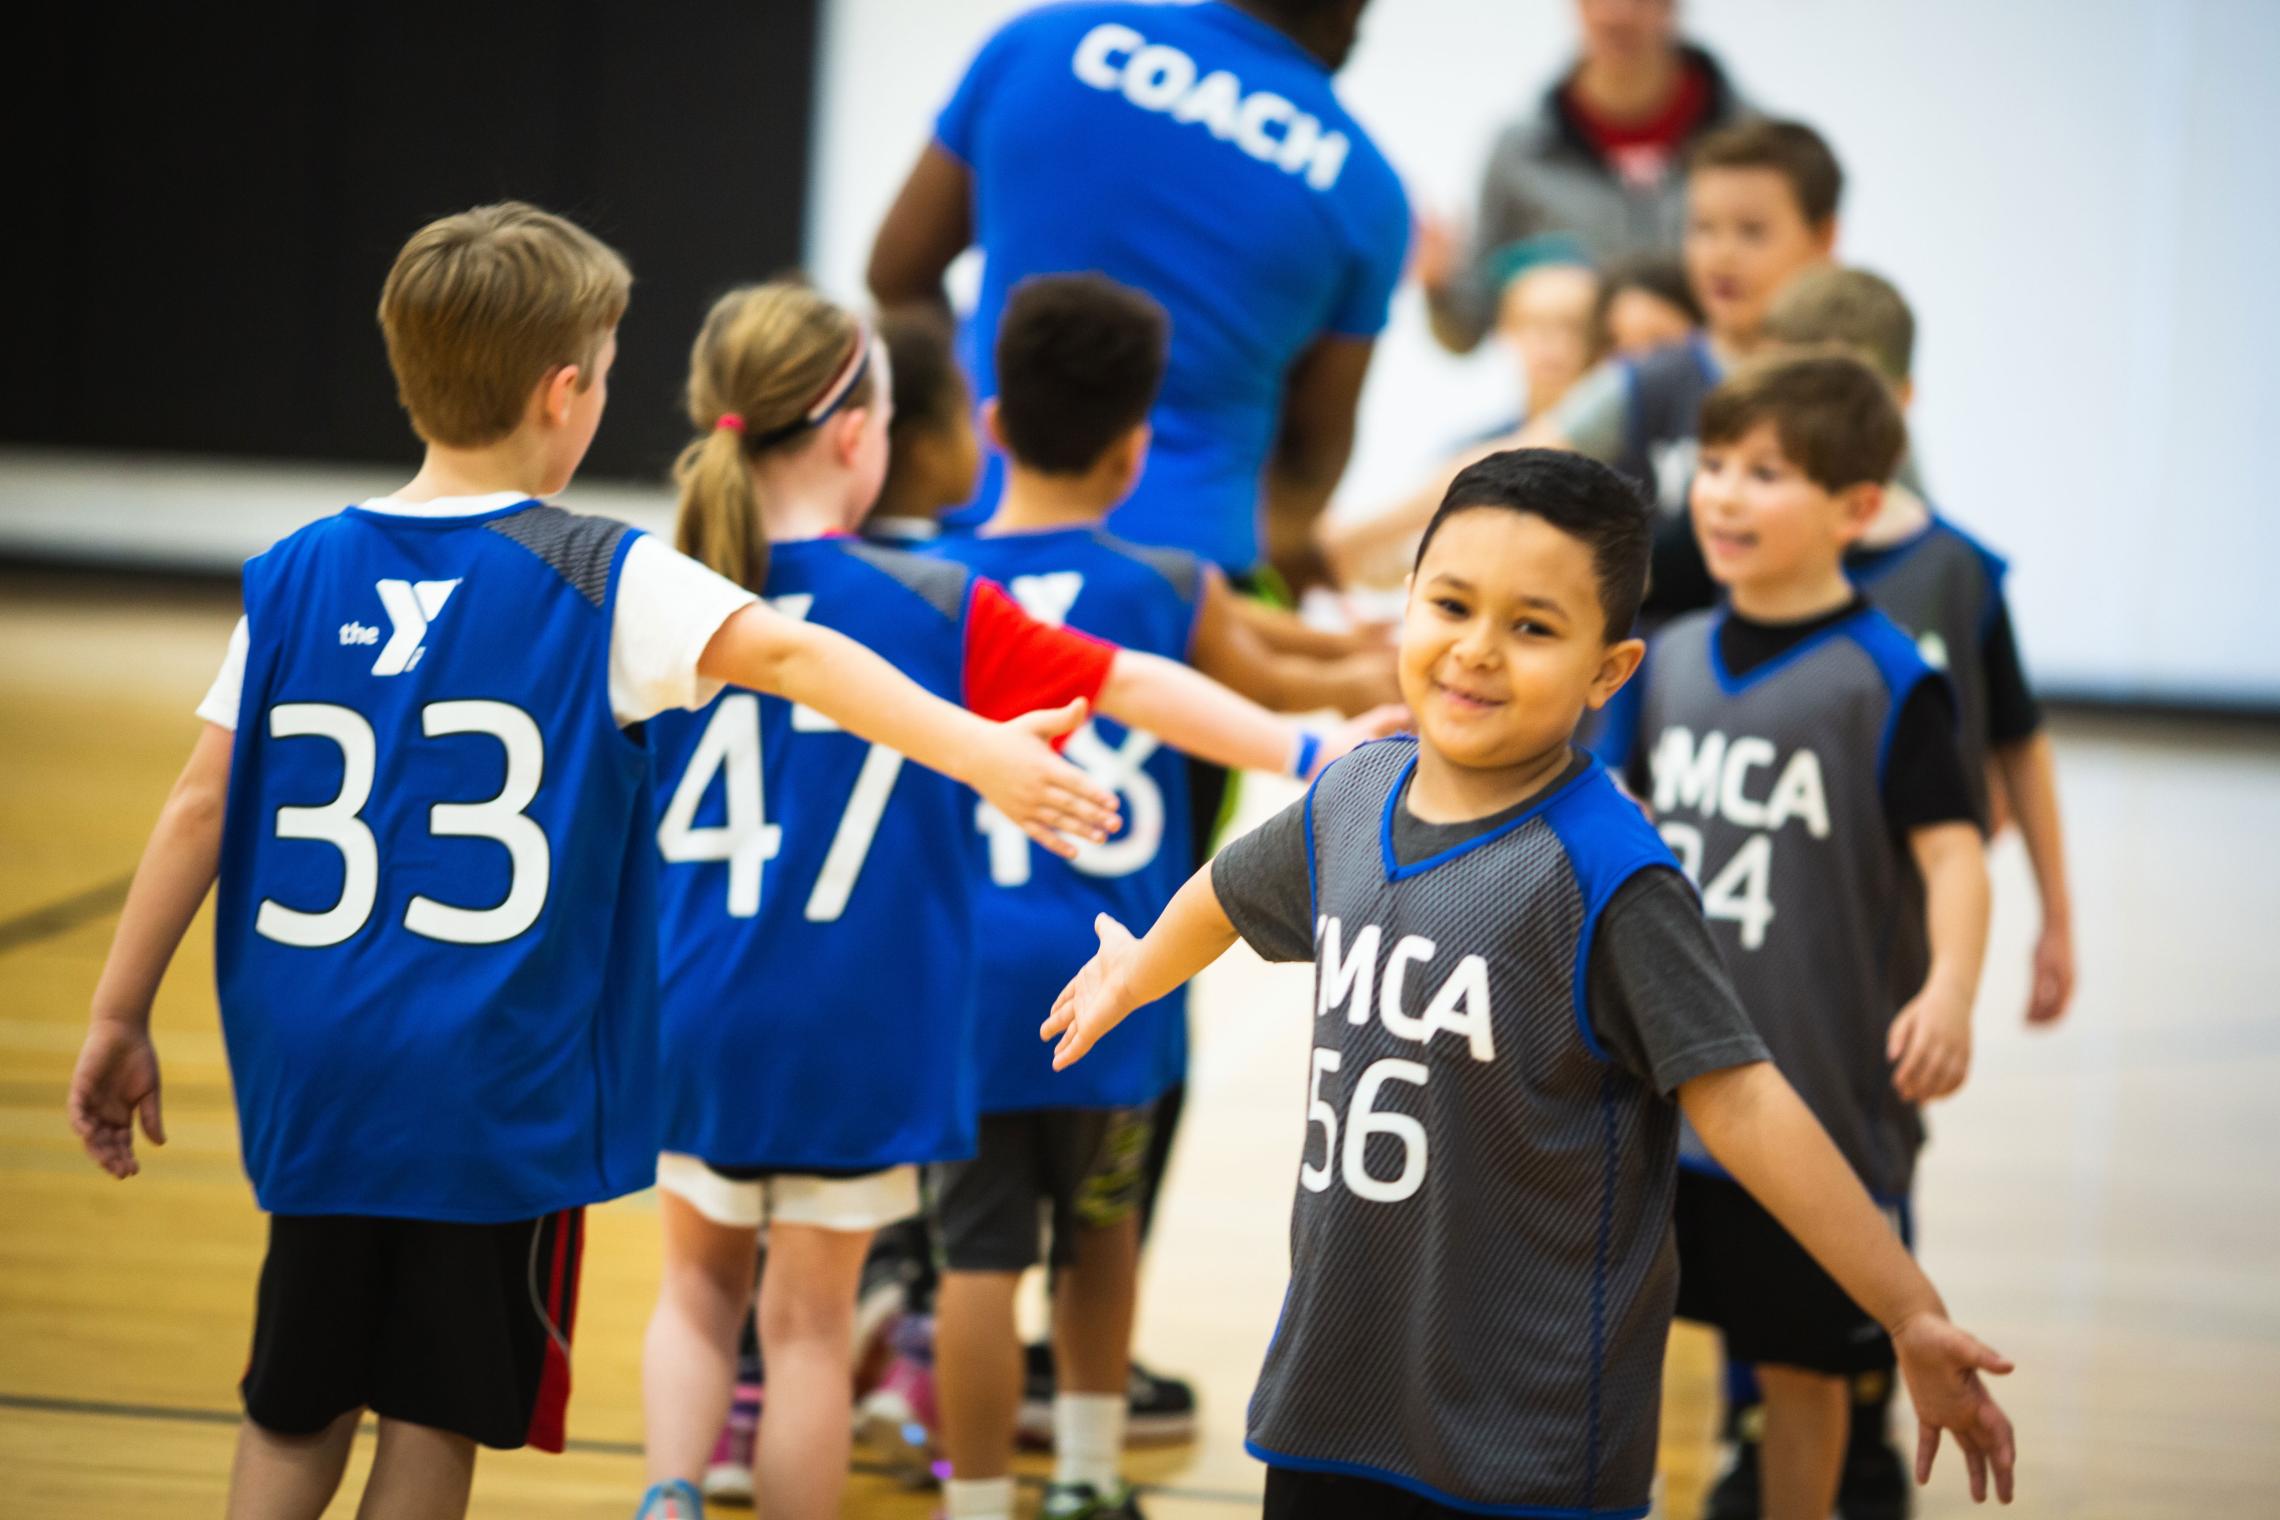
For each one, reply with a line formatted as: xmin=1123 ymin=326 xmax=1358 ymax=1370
xmin=637 ymin=283 xmax=1397 ymax=1520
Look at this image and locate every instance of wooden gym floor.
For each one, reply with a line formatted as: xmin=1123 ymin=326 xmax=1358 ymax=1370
xmin=2 ymin=567 xmax=2276 ymax=1516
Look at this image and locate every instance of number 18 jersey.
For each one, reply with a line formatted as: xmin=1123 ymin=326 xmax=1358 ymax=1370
xmin=216 ymin=501 xmax=663 ymax=1223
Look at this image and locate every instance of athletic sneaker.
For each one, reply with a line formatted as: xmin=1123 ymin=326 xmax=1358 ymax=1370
xmin=700 ymin=1382 xmax=762 ymax=1505
xmin=635 ymin=1478 xmax=705 ymax=1519
xmin=1016 ymin=1343 xmax=1199 ymax=1447
xmin=1041 ymin=1479 xmax=1145 ymax=1518
xmin=854 ymin=1313 xmax=940 ymax=1484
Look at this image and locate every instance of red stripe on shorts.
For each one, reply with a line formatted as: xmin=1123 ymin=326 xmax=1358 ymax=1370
xmin=525 ymin=1206 xmax=585 ymax=1453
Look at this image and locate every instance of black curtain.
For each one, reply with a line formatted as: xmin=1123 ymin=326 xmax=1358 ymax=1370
xmin=14 ymin=1 xmax=819 ymax=483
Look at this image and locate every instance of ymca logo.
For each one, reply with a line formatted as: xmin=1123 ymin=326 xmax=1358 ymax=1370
xmin=1007 ymin=572 xmax=1085 ymax=628
xmin=1070 ymin=23 xmax=1353 ymax=191
xmin=343 ymin=578 xmax=460 ymax=675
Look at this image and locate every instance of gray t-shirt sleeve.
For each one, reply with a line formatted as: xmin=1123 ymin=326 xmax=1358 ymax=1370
xmin=1587 ymin=867 xmax=1770 ymax=1095
xmin=1209 ymin=797 xmax=1316 ymax=964
xmin=1544 ymin=359 xmax=1630 ymax=462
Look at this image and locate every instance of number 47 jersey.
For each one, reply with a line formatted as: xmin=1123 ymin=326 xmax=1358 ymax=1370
xmin=215 ymin=501 xmax=673 ymax=1224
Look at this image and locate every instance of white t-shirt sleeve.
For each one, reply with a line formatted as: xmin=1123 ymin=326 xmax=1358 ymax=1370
xmin=196 ymin=616 xmax=251 ymax=731
xmin=609 ymin=534 xmax=760 ymax=725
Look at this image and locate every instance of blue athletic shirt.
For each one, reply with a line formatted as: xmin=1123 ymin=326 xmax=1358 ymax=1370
xmin=211 ymin=498 xmax=750 ymax=1223
xmin=927 ymin=526 xmax=1200 ymax=1114
xmin=648 ymin=537 xmax=1119 ymax=1168
xmin=934 ymin=1 xmax=1410 ymax=572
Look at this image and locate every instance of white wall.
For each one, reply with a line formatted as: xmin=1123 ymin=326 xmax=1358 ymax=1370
xmin=811 ymin=0 xmax=2280 ymax=704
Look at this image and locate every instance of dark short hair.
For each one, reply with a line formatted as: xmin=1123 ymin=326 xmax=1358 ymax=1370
xmin=879 ymin=304 xmax=965 ymax=444
xmin=1688 ymin=118 xmax=1844 ymax=227
xmin=1415 ymin=449 xmax=1652 ymax=641
xmin=1763 ymin=266 xmax=1915 ymax=384
xmin=1597 ymin=253 xmax=1704 ymax=329
xmin=1698 ymin=351 xmax=1907 ymax=492
xmin=994 ymin=274 xmax=1169 ymax=474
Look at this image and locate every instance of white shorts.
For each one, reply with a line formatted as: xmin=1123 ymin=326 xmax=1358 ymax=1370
xmin=654 ymin=1152 xmax=920 ymax=1234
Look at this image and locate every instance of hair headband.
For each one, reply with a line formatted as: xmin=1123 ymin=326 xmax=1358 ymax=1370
xmin=749 ymin=324 xmax=874 ymax=446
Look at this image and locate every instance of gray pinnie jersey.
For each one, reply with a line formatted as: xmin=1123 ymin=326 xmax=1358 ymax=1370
xmin=1850 ymin=515 xmax=2010 ymax=825
xmin=1635 ymin=607 xmax=1940 ymax=1200
xmin=1615 ymin=334 xmax=1723 ymax=515
xmin=1243 ymin=739 xmax=1687 ymax=1518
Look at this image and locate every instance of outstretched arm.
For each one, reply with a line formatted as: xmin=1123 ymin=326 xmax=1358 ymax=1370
xmin=1992 ymin=733 xmax=2074 ymax=1025
xmin=1682 ymin=1062 xmax=2018 ymax=1503
xmin=1042 ymin=866 xmax=1240 ymax=1068
xmin=70 ymin=722 xmax=233 ymax=1177
xmin=1094 ymin=650 xmax=1405 ymax=779
xmin=700 ymin=602 xmax=1116 ymax=857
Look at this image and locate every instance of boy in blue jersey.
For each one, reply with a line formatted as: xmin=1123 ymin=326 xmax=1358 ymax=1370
xmin=1044 ymin=447 xmax=2018 ymax=1520
xmin=870 ymin=0 xmax=1407 ymax=589
xmin=927 ymin=274 xmax=1402 ymax=1520
xmin=1599 ymin=353 xmax=1995 ymax=1520
xmin=63 ymin=202 xmax=1117 ymax=1520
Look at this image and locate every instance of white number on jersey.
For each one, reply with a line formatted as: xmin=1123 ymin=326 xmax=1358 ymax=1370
xmin=655 ymin=593 xmax=904 ymax=922
xmin=1657 ymin=821 xmax=1776 ymax=951
xmin=976 ymin=722 xmax=1164 ymax=885
xmin=1299 ymin=1046 xmax=1430 ymax=1205
xmin=255 ymin=699 xmax=552 ymax=948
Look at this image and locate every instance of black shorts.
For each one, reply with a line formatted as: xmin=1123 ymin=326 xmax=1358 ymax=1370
xmin=241 ymin=1210 xmax=583 ymax=1451
xmin=1263 ymin=1466 xmax=1473 ymax=1519
xmin=931 ymin=1107 xmax=1154 ymax=1273
xmin=1673 ymin=1169 xmax=1896 ymax=1376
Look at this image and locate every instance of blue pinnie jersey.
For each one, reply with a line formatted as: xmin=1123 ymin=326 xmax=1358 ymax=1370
xmin=930 ymin=527 xmax=1197 ymax=1114
xmin=935 ymin=0 xmax=1410 ymax=572
xmin=648 ymin=539 xmax=987 ymax=1170
xmin=216 ymin=502 xmax=658 ymax=1223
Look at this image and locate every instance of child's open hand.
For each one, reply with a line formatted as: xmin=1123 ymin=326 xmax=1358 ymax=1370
xmin=1310 ymin=704 xmax=1414 ymax=778
xmin=1888 ymin=981 xmax=1972 ymax=1103
xmin=983 ymin=699 xmax=1121 ymax=859
xmin=2025 ymin=919 xmax=2074 ymax=1025
xmin=1892 ymin=1310 xmax=2017 ymax=1504
xmin=67 ymin=1019 xmax=166 ymax=1179
xmin=1042 ymin=913 xmax=1143 ymax=1069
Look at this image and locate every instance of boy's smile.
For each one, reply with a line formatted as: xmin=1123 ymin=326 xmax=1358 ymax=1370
xmin=1400 ymin=509 xmax=1641 ymax=809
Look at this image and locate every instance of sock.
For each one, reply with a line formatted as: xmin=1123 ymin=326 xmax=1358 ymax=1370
xmin=943 ymin=1475 xmax=1016 ymax=1520
xmin=1053 ymin=1390 xmax=1127 ymax=1491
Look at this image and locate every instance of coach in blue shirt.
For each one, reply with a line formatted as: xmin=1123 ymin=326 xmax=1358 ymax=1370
xmin=869 ymin=0 xmax=1408 ymax=586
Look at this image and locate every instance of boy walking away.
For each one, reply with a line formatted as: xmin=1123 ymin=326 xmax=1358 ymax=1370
xmin=927 ymin=273 xmax=1405 ymax=1520
xmin=1044 ymin=447 xmax=2017 ymax=1518
xmin=64 ymin=202 xmax=1115 ymax=1520
xmin=1600 ymin=352 xmax=1995 ymax=1519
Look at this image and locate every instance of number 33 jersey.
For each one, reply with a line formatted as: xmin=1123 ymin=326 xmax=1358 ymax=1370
xmin=214 ymin=500 xmax=736 ymax=1223
xmin=1631 ymin=606 xmax=1942 ymax=1201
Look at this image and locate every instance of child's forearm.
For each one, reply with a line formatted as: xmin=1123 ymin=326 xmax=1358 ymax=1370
xmin=700 ymin=603 xmax=992 ymax=787
xmin=1681 ymin=1062 xmax=1945 ymax=1333
xmin=1994 ymin=733 xmax=2071 ymax=927
xmin=1096 ymin=650 xmax=1305 ymax=776
xmin=1115 ymin=867 xmax=1242 ymax=1010
xmin=90 ymin=725 xmax=233 ymax=1029
xmin=1226 ymin=598 xmax=1383 ymax=662
xmin=1912 ymin=820 xmax=1992 ymax=1004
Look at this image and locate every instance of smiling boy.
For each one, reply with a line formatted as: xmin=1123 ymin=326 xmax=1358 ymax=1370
xmin=1041 ymin=447 xmax=2017 ymax=1519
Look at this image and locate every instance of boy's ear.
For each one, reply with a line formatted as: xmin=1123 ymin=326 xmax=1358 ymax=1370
xmin=1810 ymin=215 xmax=1840 ymax=259
xmin=1587 ymin=636 xmax=1648 ymax=709
xmin=1109 ymin=422 xmax=1152 ymax=492
xmin=980 ymin=398 xmax=1007 ymax=453
xmin=1895 ymin=377 xmax=1917 ymax=411
xmin=1832 ymin=479 xmax=1884 ymax=543
xmin=539 ymin=363 xmax=583 ymax=425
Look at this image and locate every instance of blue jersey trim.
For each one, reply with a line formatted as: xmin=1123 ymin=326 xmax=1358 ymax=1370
xmin=1688 ymin=331 xmax=1724 ymax=386
xmin=1301 ymin=768 xmax=1323 ymax=925
xmin=1704 ymin=604 xmax=1881 ymax=696
xmin=1245 ymin=1443 xmax=1650 ymax=1520
xmin=1376 ymin=746 xmax=1599 ymax=883
xmin=1543 ymin=783 xmax=1683 ymax=1065
xmin=1842 ymin=613 xmax=1944 ymax=789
